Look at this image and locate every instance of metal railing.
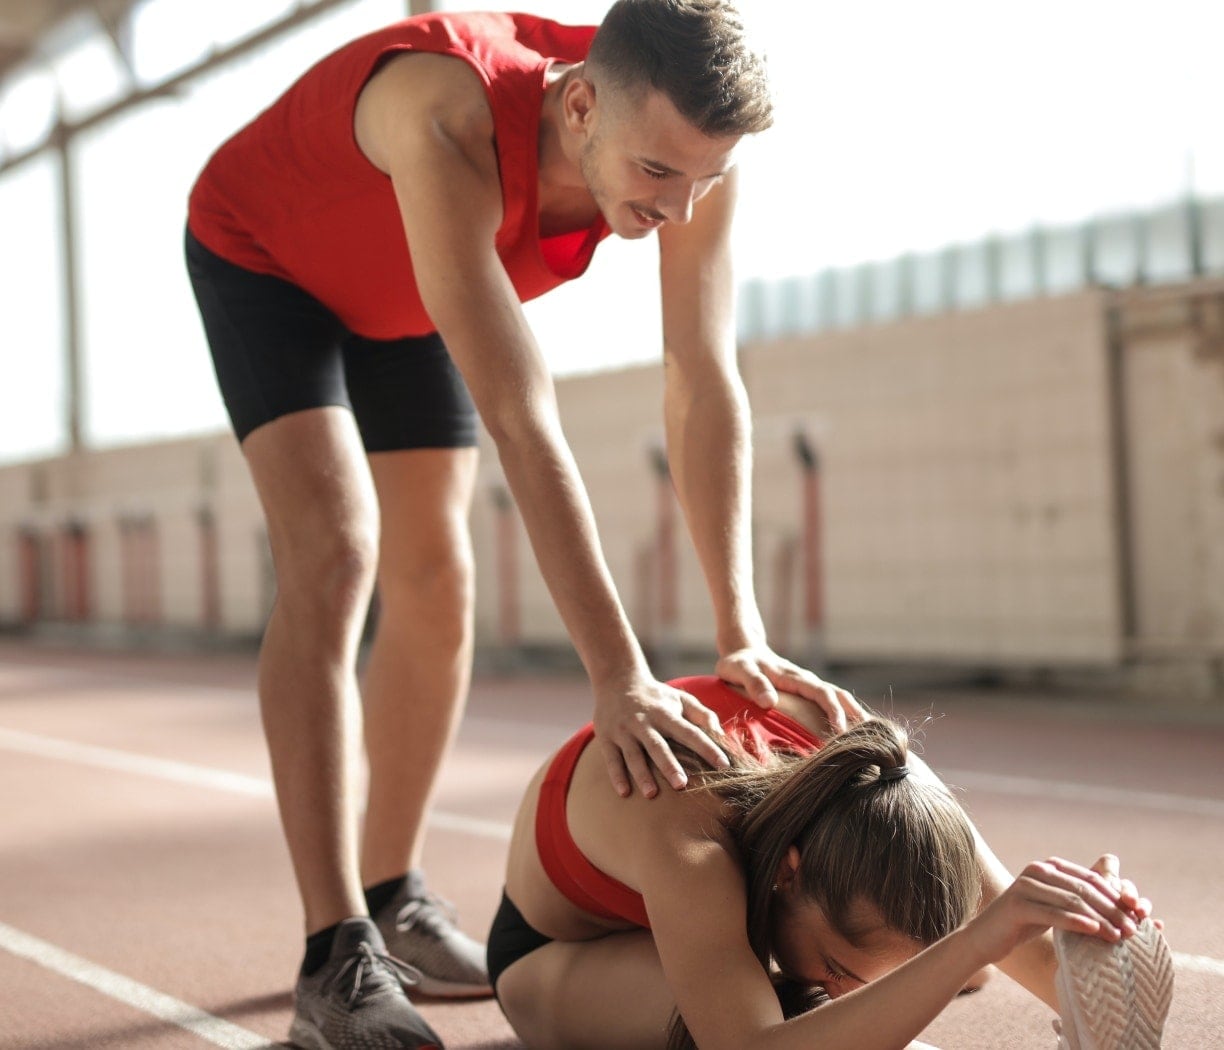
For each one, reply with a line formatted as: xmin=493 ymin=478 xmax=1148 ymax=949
xmin=738 ymin=194 xmax=1224 ymax=341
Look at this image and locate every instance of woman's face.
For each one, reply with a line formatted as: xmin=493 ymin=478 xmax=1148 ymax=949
xmin=770 ymin=889 xmax=920 ymax=1000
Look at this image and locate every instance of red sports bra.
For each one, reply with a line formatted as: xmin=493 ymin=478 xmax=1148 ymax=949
xmin=534 ymin=676 xmax=823 ymax=929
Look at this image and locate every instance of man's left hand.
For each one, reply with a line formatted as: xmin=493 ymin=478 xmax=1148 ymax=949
xmin=714 ymin=647 xmax=867 ymax=734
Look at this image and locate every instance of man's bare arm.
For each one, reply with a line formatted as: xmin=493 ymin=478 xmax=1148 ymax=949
xmin=658 ymin=170 xmax=863 ymax=729
xmin=359 ymin=54 xmax=727 ymax=794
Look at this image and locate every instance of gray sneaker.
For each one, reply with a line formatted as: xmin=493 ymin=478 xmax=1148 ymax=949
xmin=1052 ymin=918 xmax=1173 ymax=1050
xmin=289 ymin=917 xmax=444 ymax=1050
xmin=372 ymin=881 xmax=492 ymax=999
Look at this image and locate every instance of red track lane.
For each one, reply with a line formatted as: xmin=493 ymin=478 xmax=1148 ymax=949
xmin=0 ymin=641 xmax=1221 ymax=1049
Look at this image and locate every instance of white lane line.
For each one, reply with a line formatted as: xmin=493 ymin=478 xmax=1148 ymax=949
xmin=429 ymin=811 xmax=512 ymax=842
xmin=0 ymin=727 xmax=273 ymax=798
xmin=937 ymin=768 xmax=1224 ymax=819
xmin=0 ymin=726 xmax=510 ymax=840
xmin=7 ymin=723 xmax=1223 ymax=823
xmin=1172 ymin=952 xmax=1224 ymax=978
xmin=3 ymin=727 xmax=1224 ymax=987
xmin=0 ymin=921 xmax=276 ymax=1049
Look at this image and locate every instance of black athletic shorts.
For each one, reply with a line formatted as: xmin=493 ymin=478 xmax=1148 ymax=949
xmin=184 ymin=229 xmax=478 ymax=450
xmin=486 ymin=889 xmax=553 ymax=1004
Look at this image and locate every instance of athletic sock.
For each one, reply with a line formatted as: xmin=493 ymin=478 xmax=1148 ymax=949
xmin=364 ymin=875 xmax=405 ymax=917
xmin=365 ymin=869 xmax=429 ymax=916
xmin=301 ymin=921 xmax=341 ymax=977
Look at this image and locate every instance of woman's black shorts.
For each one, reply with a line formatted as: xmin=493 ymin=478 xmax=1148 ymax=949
xmin=486 ymin=890 xmax=553 ymax=1003
xmin=185 ymin=229 xmax=478 ymax=450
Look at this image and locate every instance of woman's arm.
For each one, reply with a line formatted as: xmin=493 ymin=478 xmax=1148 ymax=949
xmin=906 ymin=751 xmax=1061 ymax=1008
xmin=640 ymin=831 xmax=1141 ymax=1050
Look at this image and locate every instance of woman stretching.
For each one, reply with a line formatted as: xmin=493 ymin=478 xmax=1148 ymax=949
xmin=488 ymin=676 xmax=1173 ymax=1049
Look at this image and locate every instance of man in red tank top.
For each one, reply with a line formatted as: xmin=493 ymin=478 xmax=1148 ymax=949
xmin=185 ymin=4 xmax=861 ymax=1047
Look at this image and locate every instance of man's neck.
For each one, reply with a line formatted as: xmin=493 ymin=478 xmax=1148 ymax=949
xmin=537 ymin=63 xmax=594 ymax=227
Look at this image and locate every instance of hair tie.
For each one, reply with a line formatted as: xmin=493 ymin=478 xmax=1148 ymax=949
xmin=878 ymin=764 xmax=909 ymax=783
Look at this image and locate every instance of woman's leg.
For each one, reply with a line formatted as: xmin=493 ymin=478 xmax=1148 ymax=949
xmin=495 ymin=930 xmax=948 ymax=1050
xmin=496 ymin=931 xmax=677 ymax=1050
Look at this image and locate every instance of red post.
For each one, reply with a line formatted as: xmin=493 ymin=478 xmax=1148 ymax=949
xmin=802 ymin=468 xmax=823 ymax=633
xmin=61 ymin=522 xmax=91 ymax=622
xmin=19 ymin=531 xmax=42 ymax=623
xmin=794 ymin=432 xmax=825 ymax=669
xmin=493 ymin=489 xmax=519 ymax=647
xmin=144 ymin=519 xmax=162 ymax=626
xmin=771 ymin=537 xmax=797 ymax=654
xmin=657 ymin=472 xmax=677 ymax=632
xmin=199 ymin=508 xmax=220 ymax=630
xmin=121 ymin=522 xmax=135 ymax=623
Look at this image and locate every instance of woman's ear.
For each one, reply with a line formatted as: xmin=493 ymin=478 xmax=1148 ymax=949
xmin=773 ymin=844 xmax=802 ymax=893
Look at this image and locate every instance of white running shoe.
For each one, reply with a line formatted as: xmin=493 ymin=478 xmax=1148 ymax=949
xmin=1052 ymin=918 xmax=1173 ymax=1050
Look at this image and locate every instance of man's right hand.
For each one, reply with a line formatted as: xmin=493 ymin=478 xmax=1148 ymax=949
xmin=592 ymin=675 xmax=731 ymax=798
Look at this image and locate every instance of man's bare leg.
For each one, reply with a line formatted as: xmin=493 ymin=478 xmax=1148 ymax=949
xmin=356 ymin=446 xmax=490 ymax=997
xmin=244 ymin=407 xmax=379 ymax=934
xmin=359 ymin=446 xmax=480 ymax=883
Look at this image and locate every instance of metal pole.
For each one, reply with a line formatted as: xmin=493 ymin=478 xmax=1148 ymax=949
xmin=1104 ymin=302 xmax=1138 ymax=654
xmin=0 ymin=0 xmax=365 ymax=179
xmin=492 ymin=487 xmax=519 ymax=651
xmin=793 ymin=430 xmax=825 ymax=671
xmin=650 ymin=446 xmax=677 ymax=670
xmin=55 ymin=117 xmax=83 ymax=451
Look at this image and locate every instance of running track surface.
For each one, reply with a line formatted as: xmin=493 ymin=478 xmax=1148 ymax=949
xmin=1 ymin=640 xmax=1222 ymax=1050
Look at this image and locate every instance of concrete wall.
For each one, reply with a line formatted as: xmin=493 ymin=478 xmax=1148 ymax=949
xmin=3 ymin=281 xmax=1222 ymax=689
xmin=0 ymin=433 xmax=266 ymax=636
xmin=744 ymin=290 xmax=1122 ymax=665
xmin=1119 ymin=292 xmax=1224 ymax=667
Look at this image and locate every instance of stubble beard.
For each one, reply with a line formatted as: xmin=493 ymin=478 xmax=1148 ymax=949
xmin=580 ymin=136 xmax=641 ymax=240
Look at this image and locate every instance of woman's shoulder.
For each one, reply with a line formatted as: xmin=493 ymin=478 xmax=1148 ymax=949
xmin=669 ymin=675 xmax=834 ymax=746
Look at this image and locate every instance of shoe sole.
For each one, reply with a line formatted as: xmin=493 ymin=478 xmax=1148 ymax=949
xmin=287 ymin=1016 xmax=330 ymax=1050
xmin=288 ymin=1016 xmax=442 ymax=1050
xmin=1053 ymin=919 xmax=1173 ymax=1050
xmin=408 ymin=973 xmax=494 ymax=1000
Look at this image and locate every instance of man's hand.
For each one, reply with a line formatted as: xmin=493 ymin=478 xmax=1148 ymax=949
xmin=715 ymin=646 xmax=867 ymax=734
xmin=593 ymin=676 xmax=730 ymax=799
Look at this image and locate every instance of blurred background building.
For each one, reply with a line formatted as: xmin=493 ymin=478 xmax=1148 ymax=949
xmin=1 ymin=0 xmax=1222 ymax=699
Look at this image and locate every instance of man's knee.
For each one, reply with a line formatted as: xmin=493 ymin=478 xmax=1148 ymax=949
xmin=273 ymin=523 xmax=381 ymax=617
xmin=378 ymin=539 xmax=475 ymax=611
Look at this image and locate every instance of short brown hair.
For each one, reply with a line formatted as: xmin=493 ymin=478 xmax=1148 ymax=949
xmin=587 ymin=0 xmax=773 ymax=137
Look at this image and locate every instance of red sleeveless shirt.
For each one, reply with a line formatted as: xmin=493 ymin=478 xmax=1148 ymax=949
xmin=187 ymin=12 xmax=608 ymax=340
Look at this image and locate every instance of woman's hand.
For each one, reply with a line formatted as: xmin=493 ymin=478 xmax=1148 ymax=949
xmin=1091 ymin=853 xmax=1159 ymax=931
xmin=964 ymin=854 xmax=1154 ymax=966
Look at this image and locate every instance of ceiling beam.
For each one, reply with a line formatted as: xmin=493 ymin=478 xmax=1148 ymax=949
xmin=1 ymin=0 xmax=357 ymax=177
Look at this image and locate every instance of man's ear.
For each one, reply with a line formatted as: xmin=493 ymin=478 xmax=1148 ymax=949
xmin=564 ymin=74 xmax=598 ymax=135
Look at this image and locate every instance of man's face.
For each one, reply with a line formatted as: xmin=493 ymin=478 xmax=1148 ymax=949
xmin=579 ymin=84 xmax=740 ymax=239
